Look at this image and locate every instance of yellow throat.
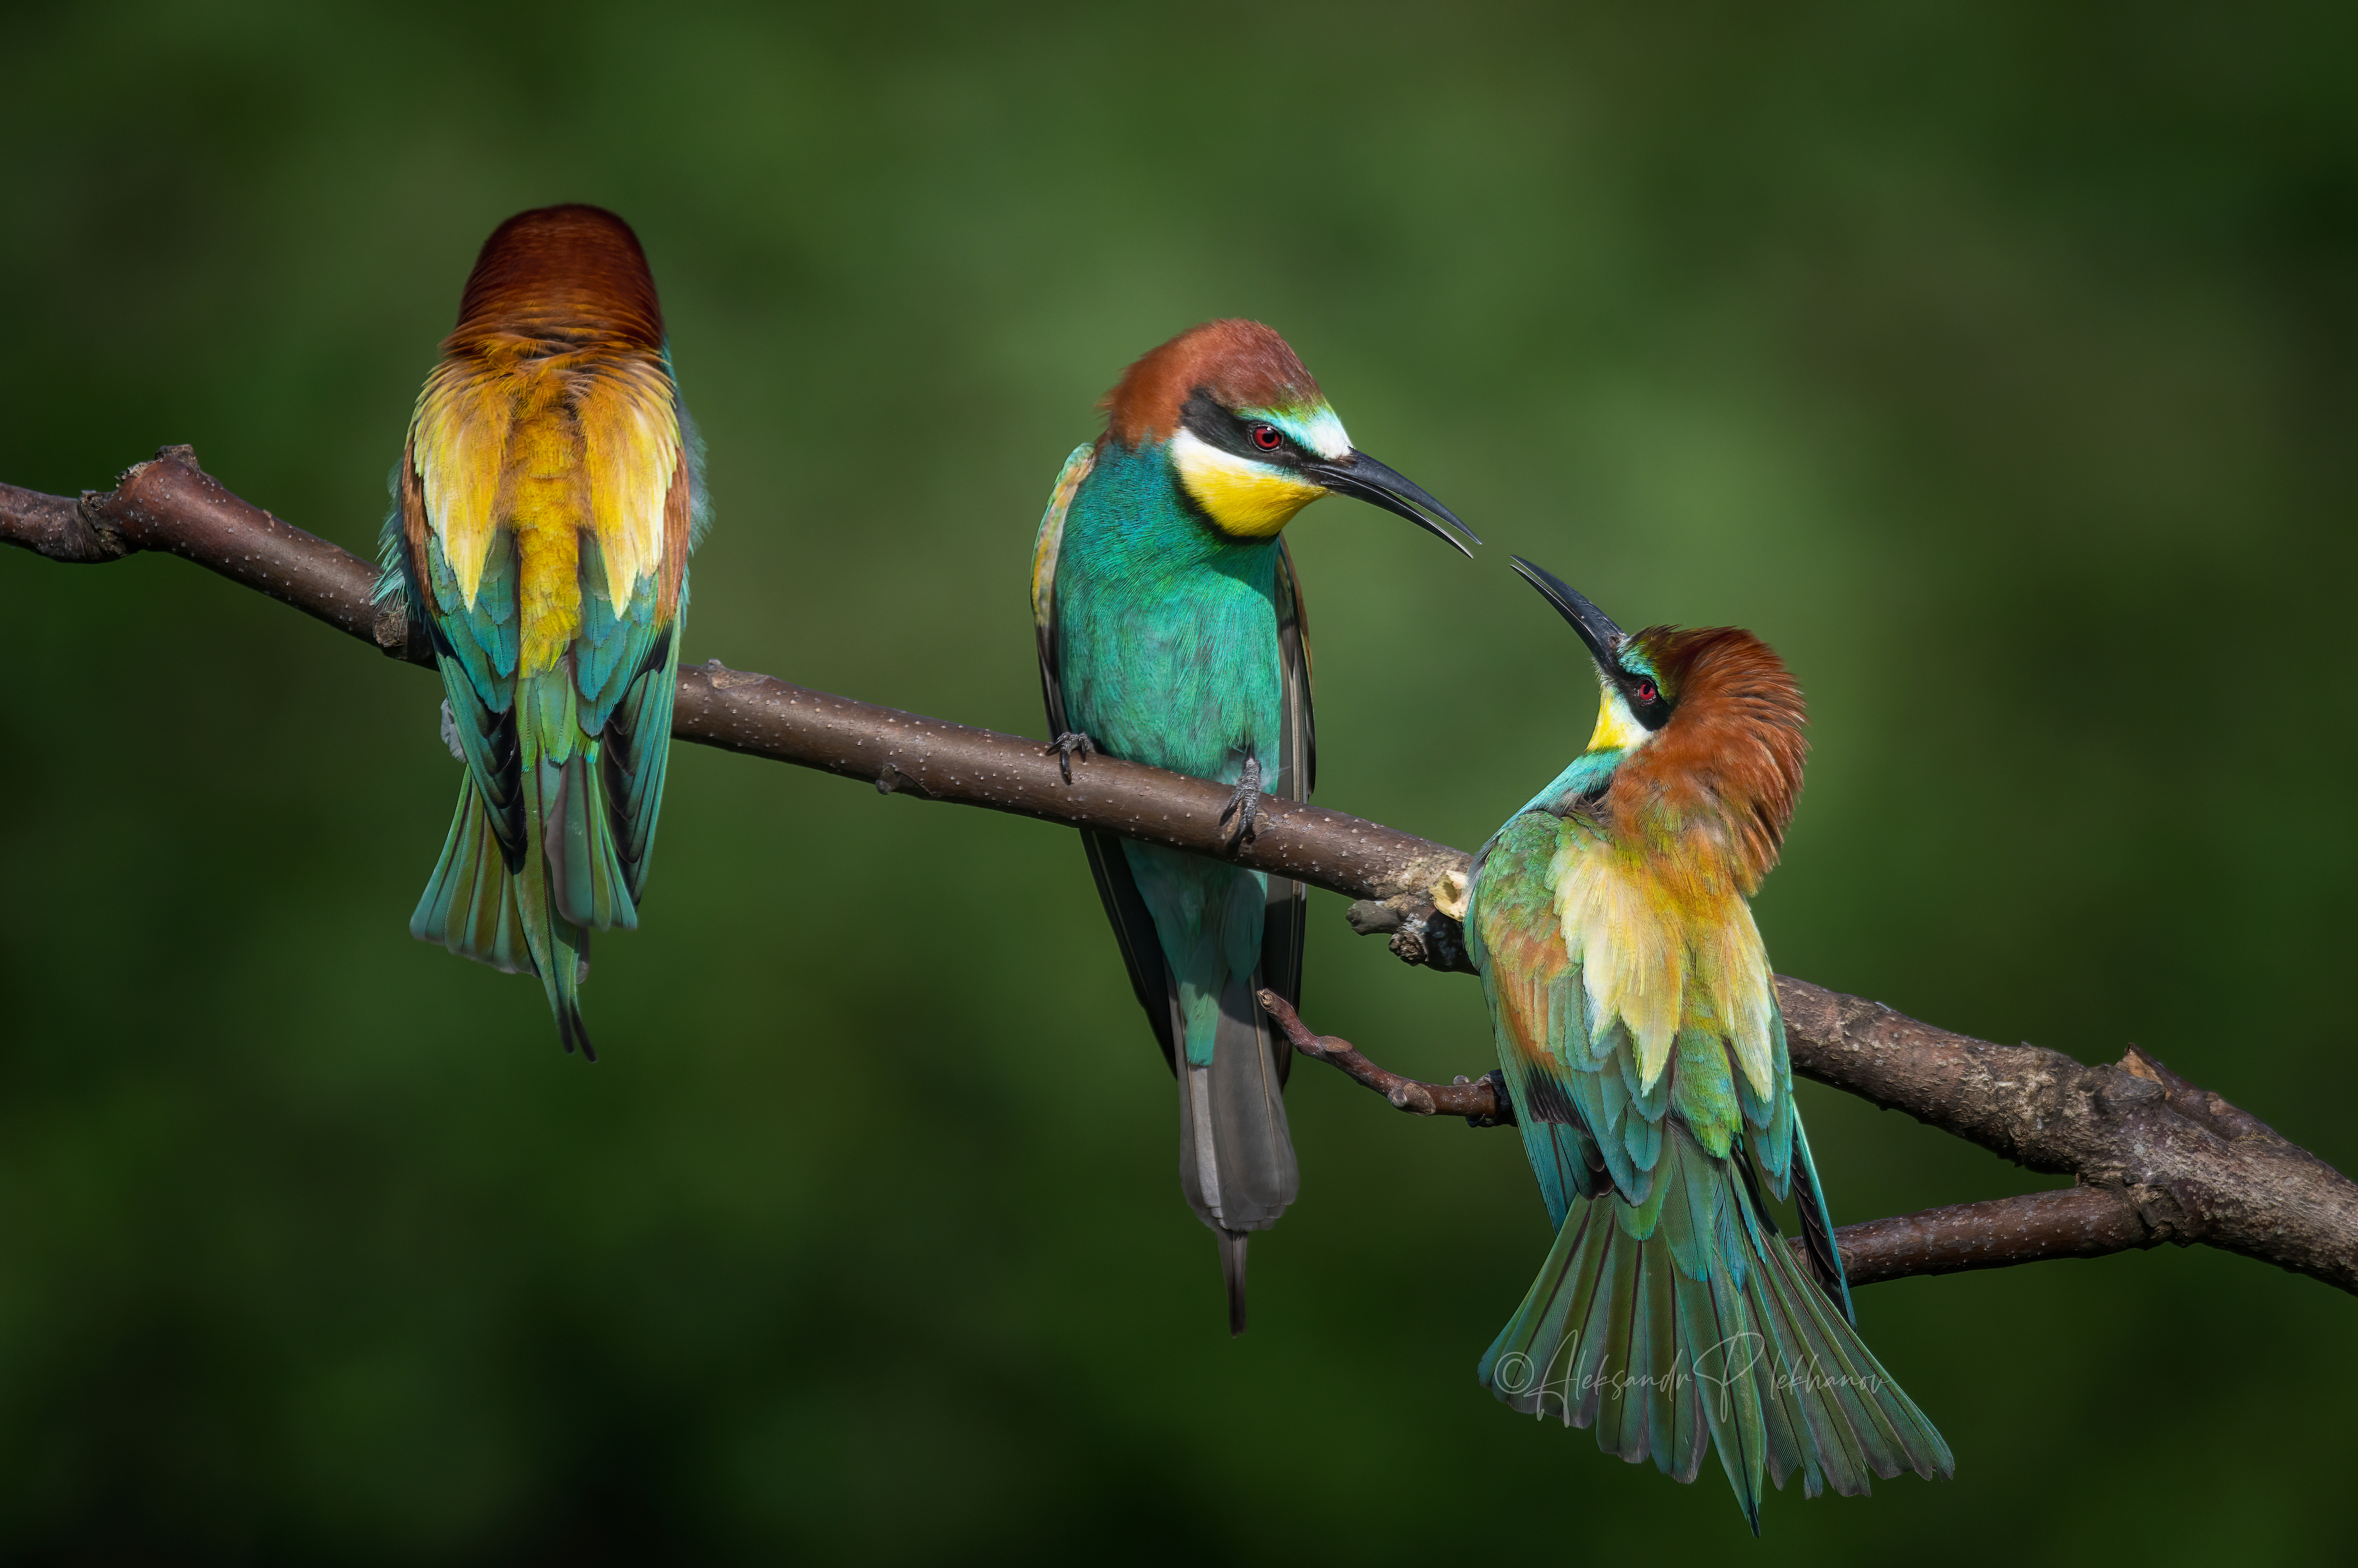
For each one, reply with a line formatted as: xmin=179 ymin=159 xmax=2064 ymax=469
xmin=1586 ymin=682 xmax=1653 ymax=754
xmin=1170 ymin=429 xmax=1328 ymax=539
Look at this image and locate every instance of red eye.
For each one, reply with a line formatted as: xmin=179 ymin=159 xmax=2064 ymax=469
xmin=1635 ymin=680 xmax=1658 ymax=705
xmin=1250 ymin=422 xmax=1283 ymax=451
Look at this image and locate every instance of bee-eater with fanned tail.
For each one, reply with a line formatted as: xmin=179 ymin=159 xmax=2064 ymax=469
xmin=380 ymin=204 xmax=706 ymax=1059
xmin=1466 ymin=557 xmax=1950 ymax=1528
xmin=1033 ymin=320 xmax=1477 ymax=1333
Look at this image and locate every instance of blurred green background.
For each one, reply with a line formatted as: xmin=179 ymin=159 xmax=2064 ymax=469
xmin=3 ymin=1 xmax=2354 ymax=1559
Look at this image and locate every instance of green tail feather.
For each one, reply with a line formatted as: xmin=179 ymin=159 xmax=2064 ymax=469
xmin=1478 ymin=1123 xmax=1950 ymax=1531
xmin=410 ymin=772 xmax=599 ymax=1061
xmin=412 ymin=775 xmax=530 ymax=975
xmin=528 ymin=749 xmax=637 ymax=934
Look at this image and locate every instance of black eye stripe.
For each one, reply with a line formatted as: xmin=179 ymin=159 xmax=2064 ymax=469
xmin=1178 ymin=388 xmax=1305 ymax=466
xmin=1618 ymin=670 xmax=1671 ymax=731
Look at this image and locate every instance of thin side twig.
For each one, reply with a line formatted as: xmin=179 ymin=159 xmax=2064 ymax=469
xmin=5 ymin=446 xmax=2355 ymax=1295
xmin=1257 ymin=989 xmax=1510 ymax=1124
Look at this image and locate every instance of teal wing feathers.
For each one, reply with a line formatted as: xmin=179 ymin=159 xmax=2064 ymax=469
xmin=1468 ymin=810 xmax=1607 ymax=1228
xmin=1036 ymin=437 xmax=1306 ymax=1331
xmin=1469 ymin=806 xmax=1948 ymax=1527
xmin=1034 ymin=444 xmax=1183 ymax=1072
xmin=383 ymin=420 xmax=693 ymax=1059
xmin=416 ymin=467 xmax=525 ymax=869
xmin=1257 ymin=539 xmax=1314 ymax=1070
xmin=543 ymin=529 xmax=677 ymax=932
xmin=1033 ymin=453 xmax=1316 ymax=1078
xmin=604 ymin=617 xmax=680 ymax=907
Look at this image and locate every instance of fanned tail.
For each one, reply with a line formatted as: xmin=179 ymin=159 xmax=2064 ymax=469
xmin=412 ymin=774 xmax=532 ymax=975
xmin=410 ymin=769 xmax=604 ymax=1061
xmin=1477 ymin=1123 xmax=1951 ymax=1532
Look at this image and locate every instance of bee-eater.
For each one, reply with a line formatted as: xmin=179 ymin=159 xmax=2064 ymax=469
xmin=1466 ymin=557 xmax=1950 ymax=1529
xmin=1032 ymin=320 xmax=1476 ymax=1333
xmin=381 ymin=204 xmax=705 ymax=1059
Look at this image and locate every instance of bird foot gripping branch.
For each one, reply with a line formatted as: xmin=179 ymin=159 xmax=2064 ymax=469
xmin=5 ymin=448 xmax=2357 ymax=1298
xmin=1218 ymin=756 xmax=1263 ymax=847
xmin=1046 ymin=729 xmax=1097 ymax=785
xmin=1029 ymin=318 xmax=1481 ymax=1334
xmin=1343 ymin=862 xmax=1475 ymax=971
xmin=1343 ymin=890 xmax=1475 ymax=974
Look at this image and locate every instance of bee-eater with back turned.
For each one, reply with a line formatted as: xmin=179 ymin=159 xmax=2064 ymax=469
xmin=381 ymin=204 xmax=706 ymax=1059
xmin=1465 ymin=556 xmax=1950 ymax=1528
xmin=1033 ymin=320 xmax=1476 ymax=1333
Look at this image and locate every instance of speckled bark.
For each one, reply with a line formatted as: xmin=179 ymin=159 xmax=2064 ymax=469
xmin=7 ymin=447 xmax=2353 ymax=1295
xmin=1776 ymin=980 xmax=2358 ymax=1294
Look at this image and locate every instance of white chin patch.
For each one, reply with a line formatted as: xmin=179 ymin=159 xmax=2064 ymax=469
xmin=1171 ymin=428 xmax=1287 ymax=486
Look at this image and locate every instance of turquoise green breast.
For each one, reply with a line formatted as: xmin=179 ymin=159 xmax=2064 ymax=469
xmin=1053 ymin=440 xmax=1282 ymax=785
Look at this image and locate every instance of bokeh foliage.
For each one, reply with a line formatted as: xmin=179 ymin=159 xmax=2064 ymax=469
xmin=3 ymin=1 xmax=2353 ymax=1559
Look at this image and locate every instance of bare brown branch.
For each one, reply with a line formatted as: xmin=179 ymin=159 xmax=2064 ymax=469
xmin=0 ymin=478 xmax=110 ymax=562
xmin=7 ymin=446 xmax=2354 ymax=1297
xmin=1831 ymin=1188 xmax=2153 ymax=1286
xmin=1776 ymin=981 xmax=2358 ymax=1293
xmin=16 ymin=446 xmax=416 ymax=650
xmin=1256 ymin=987 xmax=2196 ymax=1289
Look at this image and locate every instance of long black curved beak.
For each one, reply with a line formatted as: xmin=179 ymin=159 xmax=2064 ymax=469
xmin=1510 ymin=556 xmax=1624 ymax=668
xmin=1303 ymin=449 xmax=1480 ymax=558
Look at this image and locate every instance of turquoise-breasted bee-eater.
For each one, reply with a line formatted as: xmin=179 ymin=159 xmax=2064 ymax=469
xmin=1032 ymin=320 xmax=1476 ymax=1332
xmin=1466 ymin=557 xmax=1950 ymax=1529
xmin=380 ymin=204 xmax=706 ymax=1059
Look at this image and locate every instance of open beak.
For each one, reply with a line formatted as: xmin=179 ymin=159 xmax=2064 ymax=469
xmin=1302 ymin=449 xmax=1480 ymax=558
xmin=1510 ymin=556 xmax=1624 ymax=669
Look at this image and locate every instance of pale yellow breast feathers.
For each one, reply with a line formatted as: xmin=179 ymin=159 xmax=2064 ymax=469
xmin=1550 ymin=837 xmax=1779 ymax=1099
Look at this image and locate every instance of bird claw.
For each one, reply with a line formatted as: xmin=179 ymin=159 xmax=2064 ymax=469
xmin=1456 ymin=1068 xmax=1515 ymax=1130
xmin=1219 ymin=756 xmax=1264 ymax=847
xmin=1048 ymin=731 xmax=1097 ymax=785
